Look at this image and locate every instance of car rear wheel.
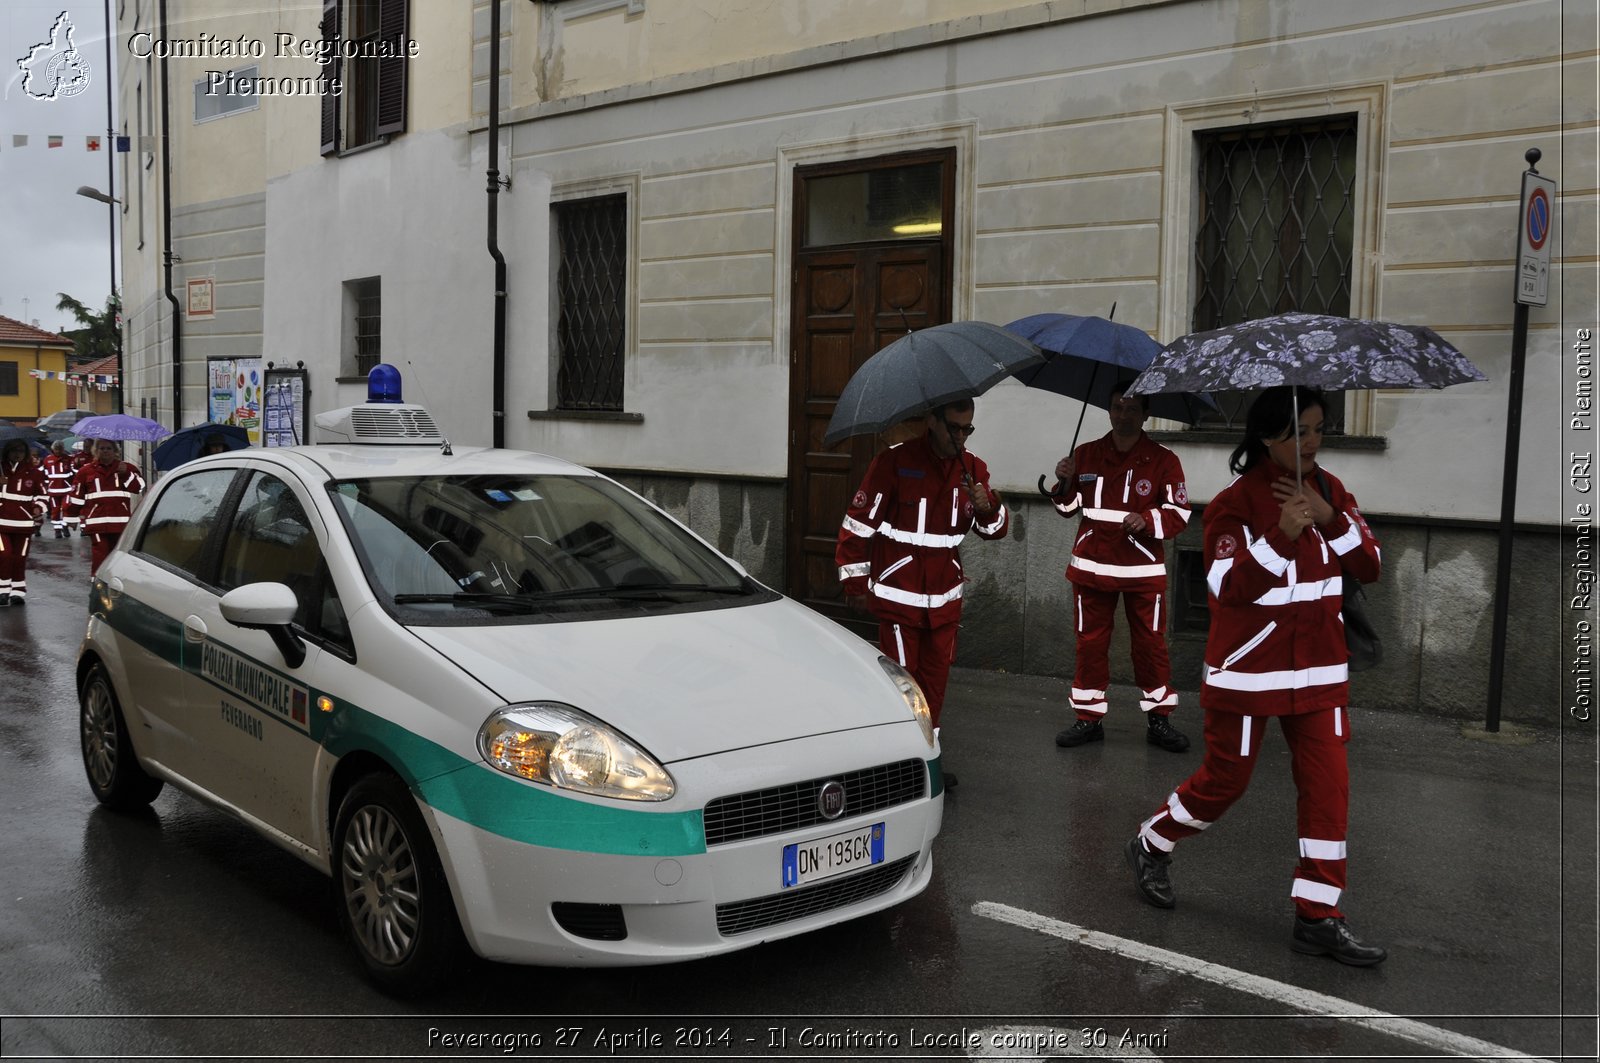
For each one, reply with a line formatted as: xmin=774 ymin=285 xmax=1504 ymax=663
xmin=79 ymin=663 xmax=164 ymax=810
xmin=333 ymin=774 xmax=467 ymax=997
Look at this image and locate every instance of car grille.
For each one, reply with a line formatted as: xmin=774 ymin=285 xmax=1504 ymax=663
xmin=715 ymin=854 xmax=918 ymax=936
xmin=702 ymin=758 xmax=927 ymax=847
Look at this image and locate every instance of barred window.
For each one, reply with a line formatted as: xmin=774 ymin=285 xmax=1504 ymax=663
xmin=344 ymin=277 xmax=381 ymax=377
xmin=554 ymin=194 xmax=627 ymax=411
xmin=1191 ymin=116 xmax=1357 ymax=431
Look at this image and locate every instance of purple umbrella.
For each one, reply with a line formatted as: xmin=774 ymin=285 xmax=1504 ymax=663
xmin=74 ymin=413 xmax=173 ymax=442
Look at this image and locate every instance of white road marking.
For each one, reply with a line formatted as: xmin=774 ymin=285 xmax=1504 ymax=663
xmin=974 ymin=902 xmax=1554 ymax=1063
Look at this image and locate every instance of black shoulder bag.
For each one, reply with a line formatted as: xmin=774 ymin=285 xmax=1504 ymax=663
xmin=1315 ymin=471 xmax=1383 ymax=672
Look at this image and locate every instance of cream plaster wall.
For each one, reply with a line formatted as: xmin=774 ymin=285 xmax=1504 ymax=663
xmin=512 ymin=0 xmax=1591 ymax=524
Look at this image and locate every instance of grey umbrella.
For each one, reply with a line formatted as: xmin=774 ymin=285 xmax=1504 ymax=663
xmin=822 ymin=321 xmax=1045 ymax=446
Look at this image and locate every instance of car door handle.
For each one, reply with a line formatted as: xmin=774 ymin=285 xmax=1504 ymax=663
xmin=183 ymin=615 xmax=208 ymax=643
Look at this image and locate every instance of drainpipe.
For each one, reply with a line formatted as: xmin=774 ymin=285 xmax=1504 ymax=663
xmin=486 ymin=0 xmax=508 ymax=449
xmin=158 ymin=0 xmax=181 ymax=428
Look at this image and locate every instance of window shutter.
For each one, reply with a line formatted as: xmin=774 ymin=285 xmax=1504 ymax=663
xmin=374 ymin=0 xmax=408 ymax=137
xmin=319 ymin=0 xmax=339 ymax=155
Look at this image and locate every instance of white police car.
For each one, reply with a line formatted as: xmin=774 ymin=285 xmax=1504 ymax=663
xmin=77 ymin=368 xmax=944 ymax=996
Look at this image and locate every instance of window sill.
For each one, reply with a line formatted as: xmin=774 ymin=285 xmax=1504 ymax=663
xmin=527 ymin=409 xmax=644 ymax=424
xmin=1148 ymin=429 xmax=1387 ymax=451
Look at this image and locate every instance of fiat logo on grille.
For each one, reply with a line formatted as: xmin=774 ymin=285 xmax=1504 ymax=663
xmin=817 ymin=780 xmax=846 ymax=821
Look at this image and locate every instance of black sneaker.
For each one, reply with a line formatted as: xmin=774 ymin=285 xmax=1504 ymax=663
xmin=1125 ymin=836 xmax=1175 ymax=908
xmin=1291 ymin=916 xmax=1387 ymax=966
xmin=1146 ymin=714 xmax=1190 ymax=752
xmin=943 ymin=772 xmax=959 ymax=790
xmin=1055 ymin=719 xmax=1104 ymax=747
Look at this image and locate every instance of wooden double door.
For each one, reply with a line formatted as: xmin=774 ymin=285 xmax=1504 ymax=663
xmin=785 ymin=149 xmax=955 ymax=633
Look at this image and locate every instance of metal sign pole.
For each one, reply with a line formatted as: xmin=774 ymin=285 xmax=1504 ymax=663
xmin=1487 ymin=147 xmax=1554 ymax=732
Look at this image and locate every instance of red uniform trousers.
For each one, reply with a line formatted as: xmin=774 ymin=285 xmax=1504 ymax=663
xmin=89 ymin=533 xmax=122 ymax=575
xmin=1138 ymin=705 xmax=1351 ymax=919
xmin=0 ymin=532 xmax=33 ymax=600
xmin=1070 ymin=583 xmax=1177 ymax=720
xmin=879 ymin=619 xmax=959 ymax=731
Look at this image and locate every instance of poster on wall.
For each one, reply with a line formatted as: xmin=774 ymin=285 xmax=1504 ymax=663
xmin=263 ymin=364 xmax=309 ymax=448
xmin=205 ymin=356 xmax=265 ymax=444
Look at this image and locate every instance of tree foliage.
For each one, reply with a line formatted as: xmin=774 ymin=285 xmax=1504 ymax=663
xmin=54 ymin=291 xmax=122 ymax=362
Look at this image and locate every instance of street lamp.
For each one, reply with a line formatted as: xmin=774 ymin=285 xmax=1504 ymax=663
xmin=74 ymin=185 xmax=123 ymax=413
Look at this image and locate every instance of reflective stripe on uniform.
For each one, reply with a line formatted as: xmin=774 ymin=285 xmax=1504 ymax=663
xmin=1205 ymin=663 xmax=1348 ymax=692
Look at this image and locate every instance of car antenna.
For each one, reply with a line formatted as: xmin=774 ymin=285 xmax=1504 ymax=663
xmin=404 ymin=359 xmax=453 ymax=456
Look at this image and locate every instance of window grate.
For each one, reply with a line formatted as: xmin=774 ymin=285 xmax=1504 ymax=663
xmin=351 ymin=277 xmax=381 ymax=376
xmin=1191 ymin=117 xmax=1357 ymax=431
xmin=555 ymin=195 xmax=627 ymax=411
xmin=702 ymin=759 xmax=927 ymax=847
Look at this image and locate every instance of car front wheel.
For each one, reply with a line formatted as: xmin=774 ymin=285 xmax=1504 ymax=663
xmin=79 ymin=663 xmax=164 ymax=810
xmin=333 ymin=774 xmax=467 ymax=997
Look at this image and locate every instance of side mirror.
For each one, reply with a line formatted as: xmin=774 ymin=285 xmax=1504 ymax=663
xmin=220 ymin=582 xmax=306 ymax=668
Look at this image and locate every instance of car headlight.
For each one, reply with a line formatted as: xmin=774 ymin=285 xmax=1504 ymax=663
xmin=478 ymin=703 xmax=675 ymax=801
xmin=878 ymin=657 xmax=934 ymax=748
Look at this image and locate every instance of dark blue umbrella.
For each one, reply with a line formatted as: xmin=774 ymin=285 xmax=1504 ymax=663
xmin=1005 ymin=311 xmax=1216 ymax=497
xmin=152 ymin=423 xmax=251 ymax=470
xmin=1006 ymin=313 xmax=1217 ymax=424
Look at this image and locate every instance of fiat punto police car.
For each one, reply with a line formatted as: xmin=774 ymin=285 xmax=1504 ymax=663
xmin=77 ymin=369 xmax=944 ymax=996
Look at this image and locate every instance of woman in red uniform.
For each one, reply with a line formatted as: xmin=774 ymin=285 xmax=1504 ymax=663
xmin=1124 ymin=386 xmax=1386 ymax=966
xmin=0 ymin=438 xmax=50 ymax=605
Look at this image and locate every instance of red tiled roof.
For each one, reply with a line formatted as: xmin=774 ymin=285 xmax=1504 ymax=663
xmin=81 ymin=353 xmax=120 ymax=375
xmin=0 ymin=315 xmax=74 ymax=348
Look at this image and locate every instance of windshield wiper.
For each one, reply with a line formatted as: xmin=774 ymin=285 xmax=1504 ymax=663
xmin=522 ymin=582 xmax=751 ymax=602
xmin=391 ymin=592 xmax=542 ymax=611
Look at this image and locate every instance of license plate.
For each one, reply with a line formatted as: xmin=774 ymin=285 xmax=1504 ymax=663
xmin=781 ymin=822 xmax=885 ymax=888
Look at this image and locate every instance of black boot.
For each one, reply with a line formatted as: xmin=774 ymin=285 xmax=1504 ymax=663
xmin=1146 ymin=713 xmax=1191 ymax=752
xmin=1056 ymin=718 xmax=1104 ymax=747
xmin=1125 ymin=836 xmax=1175 ymax=908
xmin=1291 ymin=916 xmax=1387 ymax=966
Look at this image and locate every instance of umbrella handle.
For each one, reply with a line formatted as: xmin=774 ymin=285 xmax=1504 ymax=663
xmin=1037 ymin=474 xmax=1067 ymax=499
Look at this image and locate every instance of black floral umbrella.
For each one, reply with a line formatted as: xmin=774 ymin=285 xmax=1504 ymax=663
xmin=1127 ymin=312 xmax=1487 ymax=484
xmin=1128 ymin=312 xmax=1485 ymax=395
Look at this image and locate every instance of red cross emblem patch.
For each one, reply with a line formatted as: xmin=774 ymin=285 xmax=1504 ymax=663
xmin=1214 ymin=534 xmax=1237 ymax=559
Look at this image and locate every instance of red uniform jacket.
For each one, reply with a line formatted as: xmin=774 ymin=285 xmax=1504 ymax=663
xmin=41 ymin=454 xmax=76 ymax=499
xmin=1201 ymin=461 xmax=1381 ymax=716
xmin=70 ymin=460 xmax=146 ymax=538
xmin=836 ymin=435 xmax=1009 ymax=627
xmin=0 ymin=460 xmax=49 ymax=534
xmin=1055 ymin=431 xmax=1190 ymax=592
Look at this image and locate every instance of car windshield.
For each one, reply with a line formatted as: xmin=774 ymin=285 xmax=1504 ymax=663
xmin=330 ymin=472 xmax=753 ymax=618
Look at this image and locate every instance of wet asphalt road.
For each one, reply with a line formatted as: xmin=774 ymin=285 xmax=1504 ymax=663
xmin=0 ymin=531 xmax=1595 ymax=1061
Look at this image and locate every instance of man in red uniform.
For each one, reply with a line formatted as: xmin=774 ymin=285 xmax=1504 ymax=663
xmin=71 ymin=439 xmax=147 ymax=574
xmin=836 ymin=399 xmax=1008 ymax=788
xmin=1051 ymin=384 xmax=1191 ymax=751
xmin=0 ymin=438 xmax=50 ymax=605
xmin=40 ymin=440 xmax=77 ymax=538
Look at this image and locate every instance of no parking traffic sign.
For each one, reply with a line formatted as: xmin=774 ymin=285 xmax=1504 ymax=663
xmin=1515 ymin=170 xmax=1556 ymax=306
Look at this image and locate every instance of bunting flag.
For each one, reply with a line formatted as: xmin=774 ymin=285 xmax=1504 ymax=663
xmin=1 ymin=132 xmax=134 ymax=151
xmin=28 ymin=369 xmax=121 ymax=388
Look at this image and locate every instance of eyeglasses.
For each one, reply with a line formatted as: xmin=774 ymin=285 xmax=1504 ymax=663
xmin=943 ymin=421 xmax=976 ymax=438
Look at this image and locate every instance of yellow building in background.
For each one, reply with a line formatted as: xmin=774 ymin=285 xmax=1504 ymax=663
xmin=0 ymin=316 xmax=72 ymax=424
